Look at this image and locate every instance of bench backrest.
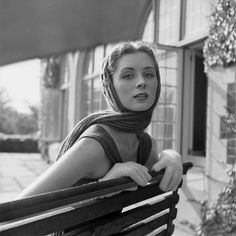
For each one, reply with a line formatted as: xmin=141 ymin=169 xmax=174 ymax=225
xmin=0 ymin=162 xmax=192 ymax=236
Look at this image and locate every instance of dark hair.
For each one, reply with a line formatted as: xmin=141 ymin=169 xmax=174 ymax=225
xmin=101 ymin=41 xmax=161 ymax=112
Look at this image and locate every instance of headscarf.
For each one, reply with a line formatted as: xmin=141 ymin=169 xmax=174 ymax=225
xmin=57 ymin=41 xmax=161 ymax=158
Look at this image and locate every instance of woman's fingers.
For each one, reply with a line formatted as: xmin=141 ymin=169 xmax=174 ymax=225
xmin=128 ymin=163 xmax=151 ymax=185
xmin=152 ymin=150 xmax=183 ymax=192
xmin=99 ymin=162 xmax=151 ymax=186
xmin=158 ymin=167 xmax=181 ymax=192
xmin=121 ymin=162 xmax=151 ymax=186
xmin=159 ymin=167 xmax=173 ymax=191
xmin=167 ymin=171 xmax=181 ymax=191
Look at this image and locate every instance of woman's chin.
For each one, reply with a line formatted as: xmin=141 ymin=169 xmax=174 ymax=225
xmin=127 ymin=103 xmax=153 ymax=112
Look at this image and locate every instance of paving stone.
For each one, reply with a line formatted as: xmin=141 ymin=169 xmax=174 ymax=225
xmin=0 ymin=153 xmax=50 ymax=203
xmin=0 ymin=192 xmax=18 ymax=203
xmin=0 ymin=177 xmax=21 ymax=192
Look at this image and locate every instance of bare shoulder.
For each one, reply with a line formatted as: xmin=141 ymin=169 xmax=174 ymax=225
xmin=69 ymin=127 xmax=112 ymax=178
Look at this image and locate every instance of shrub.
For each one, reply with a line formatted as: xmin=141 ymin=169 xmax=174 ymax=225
xmin=0 ymin=133 xmax=39 ymax=153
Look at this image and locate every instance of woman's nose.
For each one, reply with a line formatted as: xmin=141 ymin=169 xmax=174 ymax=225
xmin=136 ymin=76 xmax=146 ymax=88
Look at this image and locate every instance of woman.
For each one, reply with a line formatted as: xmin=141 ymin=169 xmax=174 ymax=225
xmin=18 ymin=41 xmax=182 ymax=199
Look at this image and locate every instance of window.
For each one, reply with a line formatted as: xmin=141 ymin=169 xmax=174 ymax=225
xmin=59 ymin=57 xmax=70 ymax=139
xmin=150 ymin=50 xmax=179 ymax=151
xmin=93 ymin=46 xmax=104 ymax=74
xmin=81 ymin=78 xmax=92 ymax=118
xmin=92 ymin=77 xmax=106 ymax=112
xmin=181 ymin=0 xmax=218 ymax=39
xmin=154 ymin=0 xmax=217 ymax=165
xmin=182 ymin=45 xmax=208 ymax=164
xmin=183 ymin=0 xmax=209 ymax=38
xmin=157 ymin=0 xmax=181 ymax=44
xmin=142 ymin=9 xmax=155 ymax=42
xmin=41 ymin=88 xmax=62 ymax=141
xmin=141 ymin=2 xmax=180 ymax=152
xmin=61 ymin=88 xmax=69 ymax=139
xmin=157 ymin=0 xmax=218 ymax=42
xmin=83 ymin=50 xmax=94 ymax=75
xmin=81 ymin=46 xmax=108 ymax=118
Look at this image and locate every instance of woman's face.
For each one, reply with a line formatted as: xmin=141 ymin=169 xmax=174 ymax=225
xmin=112 ymin=52 xmax=158 ymax=111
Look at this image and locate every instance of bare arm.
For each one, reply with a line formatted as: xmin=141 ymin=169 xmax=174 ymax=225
xmin=18 ymin=138 xmax=111 ymax=198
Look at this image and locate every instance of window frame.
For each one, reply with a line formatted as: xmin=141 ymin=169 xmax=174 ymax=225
xmin=182 ymin=44 xmax=207 ymax=167
xmin=81 ymin=45 xmax=108 ymax=117
xmin=147 ymin=46 xmax=183 ymax=153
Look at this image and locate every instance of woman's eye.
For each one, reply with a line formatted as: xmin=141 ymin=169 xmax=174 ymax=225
xmin=122 ymin=73 xmax=134 ymax=79
xmin=145 ymin=72 xmax=155 ymax=78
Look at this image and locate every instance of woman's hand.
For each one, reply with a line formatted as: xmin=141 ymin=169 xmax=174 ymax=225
xmin=152 ymin=149 xmax=183 ymax=192
xmin=98 ymin=162 xmax=151 ymax=198
xmin=99 ymin=161 xmax=151 ymax=186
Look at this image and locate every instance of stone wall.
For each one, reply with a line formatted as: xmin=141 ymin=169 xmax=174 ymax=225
xmin=206 ymin=66 xmax=236 ymax=201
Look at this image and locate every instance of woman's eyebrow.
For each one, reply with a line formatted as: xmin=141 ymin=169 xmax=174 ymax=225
xmin=119 ymin=66 xmax=155 ymax=73
xmin=120 ymin=67 xmax=135 ymax=72
xmin=144 ymin=66 xmax=155 ymax=70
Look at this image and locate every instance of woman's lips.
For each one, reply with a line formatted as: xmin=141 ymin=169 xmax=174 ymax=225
xmin=133 ymin=93 xmax=149 ymax=100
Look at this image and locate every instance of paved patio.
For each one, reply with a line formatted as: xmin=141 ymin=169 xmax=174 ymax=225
xmin=0 ymin=152 xmax=50 ymax=203
xmin=0 ymin=152 xmax=199 ymax=235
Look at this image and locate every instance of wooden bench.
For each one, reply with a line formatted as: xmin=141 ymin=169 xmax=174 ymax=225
xmin=0 ymin=162 xmax=193 ymax=236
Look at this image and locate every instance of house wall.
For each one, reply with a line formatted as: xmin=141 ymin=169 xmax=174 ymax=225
xmin=43 ymin=52 xmax=82 ymax=162
xmin=206 ymin=66 xmax=236 ymax=202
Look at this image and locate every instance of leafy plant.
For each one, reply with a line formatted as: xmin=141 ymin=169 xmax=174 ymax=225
xmin=203 ymin=0 xmax=236 ymax=71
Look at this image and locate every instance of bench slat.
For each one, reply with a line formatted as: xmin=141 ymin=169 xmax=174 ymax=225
xmin=115 ymin=212 xmax=174 ymax=235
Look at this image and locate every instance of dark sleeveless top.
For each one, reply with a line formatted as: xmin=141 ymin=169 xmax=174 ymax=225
xmin=73 ymin=125 xmax=152 ymax=186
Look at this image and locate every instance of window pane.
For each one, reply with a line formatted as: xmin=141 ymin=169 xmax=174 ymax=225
xmin=150 ymin=49 xmax=179 ymax=151
xmin=165 ymin=87 xmax=177 ymax=104
xmin=158 ymin=0 xmax=180 ymax=44
xmin=156 ymin=139 xmax=175 ymax=151
xmin=41 ymin=89 xmax=61 ymax=141
xmin=92 ymin=76 xmax=102 ymax=113
xmin=93 ymin=46 xmax=104 ymax=74
xmin=142 ymin=9 xmax=155 ymax=42
xmin=166 ymin=69 xmax=177 ymax=86
xmin=81 ymin=79 xmax=91 ymax=118
xmin=61 ymin=89 xmax=69 ymax=139
xmin=184 ymin=0 xmax=213 ymax=38
xmin=60 ymin=57 xmax=70 ymax=86
xmin=165 ymin=105 xmax=176 ymax=122
xmin=82 ymin=45 xmax=109 ymax=118
xmin=152 ymin=105 xmax=176 ymax=122
xmin=152 ymin=122 xmax=174 ymax=139
xmin=163 ymin=139 xmax=174 ymax=149
xmin=156 ymin=140 xmax=164 ymax=151
xmin=153 ymin=123 xmax=164 ymax=139
xmin=105 ymin=43 xmax=115 ymax=57
xmin=84 ymin=50 xmax=94 ymax=75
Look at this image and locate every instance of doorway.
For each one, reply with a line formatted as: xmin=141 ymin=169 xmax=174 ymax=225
xmin=182 ymin=42 xmax=208 ymax=166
